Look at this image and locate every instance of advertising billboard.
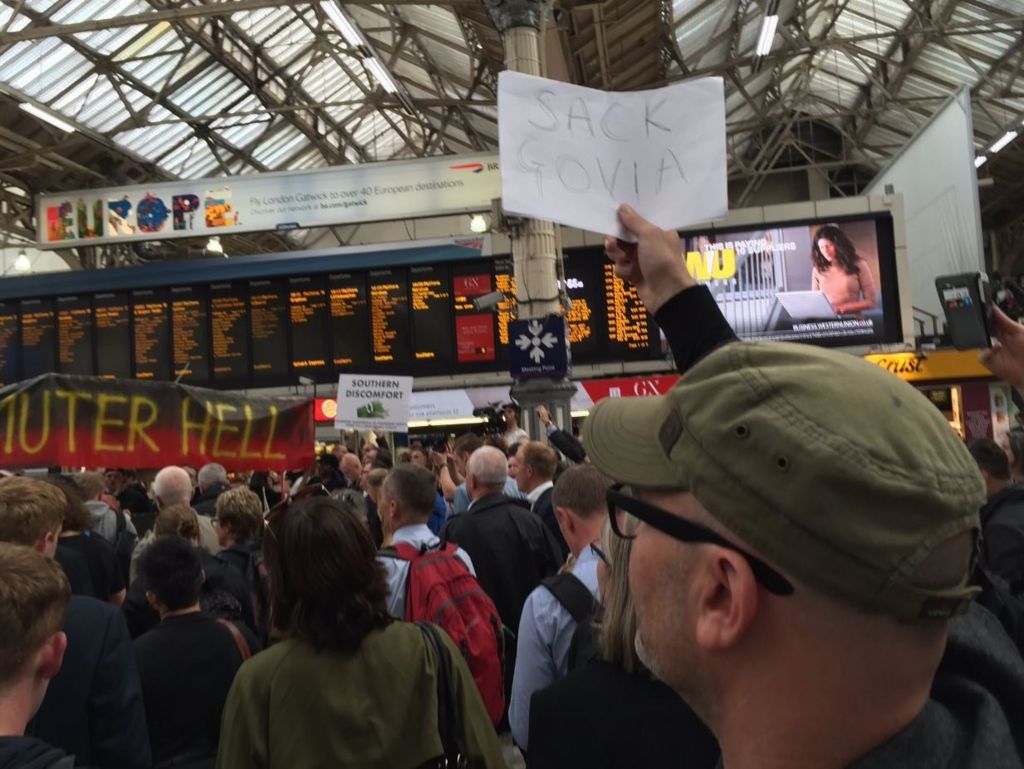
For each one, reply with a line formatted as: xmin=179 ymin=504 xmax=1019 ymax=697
xmin=679 ymin=212 xmax=902 ymax=347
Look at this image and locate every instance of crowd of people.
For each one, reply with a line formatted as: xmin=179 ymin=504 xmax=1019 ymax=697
xmin=2 ymin=204 xmax=1024 ymax=768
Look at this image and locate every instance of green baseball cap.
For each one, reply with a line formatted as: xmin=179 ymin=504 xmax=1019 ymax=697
xmin=582 ymin=341 xmax=984 ymax=621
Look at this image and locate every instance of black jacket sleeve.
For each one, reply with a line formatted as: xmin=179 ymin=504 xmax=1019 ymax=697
xmin=91 ymin=609 xmax=152 ymax=769
xmin=547 ymin=427 xmax=587 ymax=464
xmin=654 ymin=285 xmax=739 ymax=374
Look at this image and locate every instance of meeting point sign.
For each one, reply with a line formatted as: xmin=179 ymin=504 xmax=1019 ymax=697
xmin=0 ymin=374 xmax=313 ymax=470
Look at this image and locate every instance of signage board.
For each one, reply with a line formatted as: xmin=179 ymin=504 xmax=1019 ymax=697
xmin=37 ymin=153 xmax=500 ymax=249
xmin=680 ymin=212 xmax=903 ymax=348
xmin=509 ymin=315 xmax=570 ymax=379
xmin=0 ymin=373 xmax=311 ymax=470
xmin=335 ymin=374 xmax=413 ymax=432
xmin=863 ymin=350 xmax=991 ymax=382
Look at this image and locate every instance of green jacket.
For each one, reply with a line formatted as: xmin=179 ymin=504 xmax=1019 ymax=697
xmin=216 ymin=621 xmax=507 ymax=769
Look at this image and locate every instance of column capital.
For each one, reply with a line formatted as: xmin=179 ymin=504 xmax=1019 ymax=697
xmin=482 ymin=0 xmax=548 ymax=32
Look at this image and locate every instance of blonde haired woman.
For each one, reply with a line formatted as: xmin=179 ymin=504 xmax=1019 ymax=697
xmin=526 ymin=519 xmax=719 ymax=769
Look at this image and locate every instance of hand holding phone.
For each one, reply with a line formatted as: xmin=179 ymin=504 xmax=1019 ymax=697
xmin=980 ymin=306 xmax=1024 ymax=393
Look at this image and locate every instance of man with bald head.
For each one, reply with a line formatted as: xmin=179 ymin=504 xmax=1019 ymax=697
xmin=587 ymin=204 xmax=1024 ymax=769
xmin=339 ymin=452 xmax=363 ymax=490
xmin=126 ymin=467 xmax=255 ymax=639
xmin=443 ymin=446 xmax=562 ymax=713
xmin=152 ymin=466 xmax=217 ymax=555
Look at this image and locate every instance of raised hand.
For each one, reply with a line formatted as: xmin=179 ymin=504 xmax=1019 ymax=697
xmin=980 ymin=307 xmax=1024 ymax=393
xmin=603 ymin=204 xmax=695 ymax=313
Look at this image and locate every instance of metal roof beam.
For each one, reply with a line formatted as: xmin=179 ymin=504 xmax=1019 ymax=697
xmin=0 ymin=0 xmax=480 ymax=45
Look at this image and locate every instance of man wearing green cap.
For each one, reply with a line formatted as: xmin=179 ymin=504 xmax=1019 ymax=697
xmin=588 ymin=205 xmax=1024 ymax=768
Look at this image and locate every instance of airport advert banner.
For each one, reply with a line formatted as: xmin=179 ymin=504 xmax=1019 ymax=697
xmin=679 ymin=213 xmax=901 ymax=347
xmin=36 ymin=153 xmax=501 ymax=249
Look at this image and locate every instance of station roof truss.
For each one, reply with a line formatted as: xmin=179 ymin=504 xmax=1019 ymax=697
xmin=0 ymin=0 xmax=1020 ymax=266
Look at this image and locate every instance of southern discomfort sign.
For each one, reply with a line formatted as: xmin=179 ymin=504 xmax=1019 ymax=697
xmin=0 ymin=374 xmax=313 ymax=470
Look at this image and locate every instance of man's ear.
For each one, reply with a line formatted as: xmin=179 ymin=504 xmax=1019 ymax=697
xmin=144 ymin=590 xmax=161 ymax=611
xmin=34 ymin=529 xmax=59 ymax=557
xmin=37 ymin=631 xmax=67 ymax=682
xmin=693 ymin=548 xmax=759 ymax=652
xmin=554 ymin=506 xmax=574 ymax=534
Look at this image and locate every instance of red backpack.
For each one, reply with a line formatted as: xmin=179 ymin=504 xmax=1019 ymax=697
xmin=389 ymin=542 xmax=505 ymax=725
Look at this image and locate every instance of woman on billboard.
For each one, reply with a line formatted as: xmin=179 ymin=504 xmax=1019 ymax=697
xmin=810 ymin=224 xmax=877 ymax=314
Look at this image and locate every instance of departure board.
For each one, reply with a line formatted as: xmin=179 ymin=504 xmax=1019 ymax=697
xmin=329 ymin=272 xmax=370 ymax=371
xmin=0 ymin=301 xmax=19 ymax=385
xmin=409 ymin=265 xmax=450 ymax=368
xmin=170 ymin=285 xmax=210 ymax=384
xmin=601 ymin=262 xmax=654 ymax=357
xmin=210 ymin=283 xmax=249 ymax=383
xmin=561 ymin=255 xmax=604 ymax=360
xmin=249 ymin=280 xmax=289 ymax=381
xmin=94 ymin=293 xmax=132 ymax=380
xmin=451 ymin=266 xmax=496 ymax=364
xmin=288 ymin=277 xmax=330 ymax=376
xmin=368 ymin=269 xmax=410 ymax=368
xmin=56 ymin=295 xmax=94 ymax=376
xmin=21 ymin=299 xmax=56 ymax=378
xmin=0 ymin=249 xmax=665 ymax=386
xmin=132 ymin=289 xmax=171 ymax=381
xmin=494 ymin=257 xmax=516 ymax=367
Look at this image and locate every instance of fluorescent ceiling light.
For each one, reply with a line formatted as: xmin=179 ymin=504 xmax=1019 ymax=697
xmin=364 ymin=57 xmax=398 ymax=94
xmin=989 ymin=130 xmax=1018 ymax=154
xmin=755 ymin=15 xmax=779 ymax=57
xmin=407 ymin=417 xmax=487 ymax=429
xmin=321 ymin=1 xmax=364 ymax=48
xmin=13 ymin=251 xmax=30 ymax=272
xmin=206 ymin=236 xmax=224 ymax=255
xmin=974 ymin=155 xmax=988 ymax=169
xmin=19 ymin=102 xmax=76 ymax=133
xmin=112 ymin=21 xmax=171 ymax=62
xmin=469 ymin=214 xmax=488 ymax=233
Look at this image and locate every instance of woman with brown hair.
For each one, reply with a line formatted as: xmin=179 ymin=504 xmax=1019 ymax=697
xmin=216 ymin=495 xmax=505 ymax=769
xmin=810 ymin=223 xmax=877 ymax=315
xmin=526 ymin=519 xmax=719 ymax=769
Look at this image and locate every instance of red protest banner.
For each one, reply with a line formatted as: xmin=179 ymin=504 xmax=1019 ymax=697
xmin=0 ymin=374 xmax=313 ymax=471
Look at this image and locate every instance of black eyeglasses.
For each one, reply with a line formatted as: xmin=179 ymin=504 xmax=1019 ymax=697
xmin=606 ymin=484 xmax=794 ymax=596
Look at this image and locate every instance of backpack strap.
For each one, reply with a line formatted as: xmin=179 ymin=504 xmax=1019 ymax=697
xmin=381 ymin=541 xmax=449 ymax=562
xmin=217 ymin=619 xmax=252 ymax=661
xmin=418 ymin=622 xmax=466 ymax=767
xmin=541 ymin=573 xmax=597 ymax=624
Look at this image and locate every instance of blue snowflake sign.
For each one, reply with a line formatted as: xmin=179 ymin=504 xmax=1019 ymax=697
xmin=509 ymin=315 xmax=570 ymax=379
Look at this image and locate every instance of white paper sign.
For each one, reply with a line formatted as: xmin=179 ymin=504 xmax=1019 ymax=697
xmin=335 ymin=374 xmax=413 ymax=432
xmin=498 ymin=72 xmax=728 ymax=239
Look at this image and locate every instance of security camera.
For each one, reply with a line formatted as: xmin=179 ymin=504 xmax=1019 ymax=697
xmin=473 ymin=291 xmax=505 ymax=312
xmin=298 ymin=376 xmax=314 ymax=386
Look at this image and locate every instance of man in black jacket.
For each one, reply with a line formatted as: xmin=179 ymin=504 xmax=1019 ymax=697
xmin=536 ymin=405 xmax=587 ymax=465
xmin=516 ymin=442 xmax=568 ymax=560
xmin=134 ymin=537 xmax=250 ymax=768
xmin=968 ymin=438 xmax=1024 ymax=587
xmin=443 ymin=446 xmax=562 ymax=708
xmin=0 ymin=477 xmax=150 ymax=769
